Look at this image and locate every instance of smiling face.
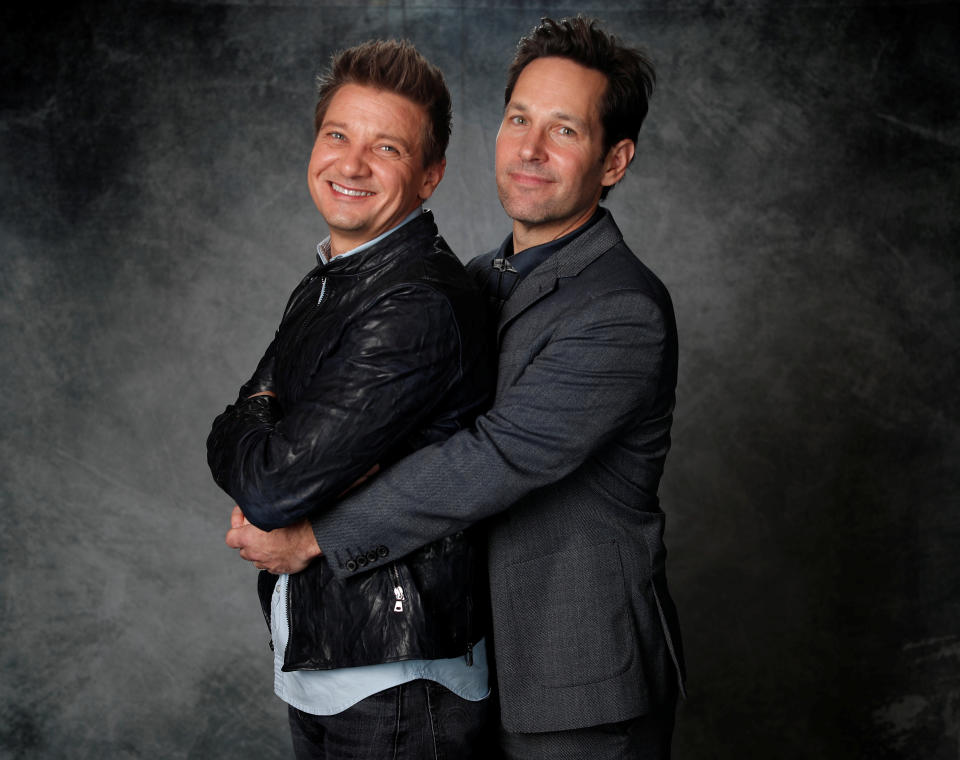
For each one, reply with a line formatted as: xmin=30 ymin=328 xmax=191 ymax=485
xmin=495 ymin=56 xmax=634 ymax=251
xmin=308 ymin=84 xmax=445 ymax=256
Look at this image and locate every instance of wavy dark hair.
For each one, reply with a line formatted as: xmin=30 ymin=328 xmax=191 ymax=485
xmin=314 ymin=39 xmax=451 ymax=167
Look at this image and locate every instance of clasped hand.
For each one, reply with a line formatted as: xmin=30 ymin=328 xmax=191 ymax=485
xmin=224 ymin=506 xmax=320 ymax=574
xmin=223 ymin=464 xmax=378 ymax=573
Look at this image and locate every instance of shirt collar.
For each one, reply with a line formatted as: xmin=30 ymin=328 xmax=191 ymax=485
xmin=492 ymin=207 xmax=605 ymax=278
xmin=482 ymin=208 xmax=606 ymax=311
xmin=316 ymin=207 xmax=424 ymax=265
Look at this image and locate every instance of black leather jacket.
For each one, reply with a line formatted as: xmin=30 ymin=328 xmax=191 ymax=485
xmin=207 ymin=211 xmax=492 ymax=669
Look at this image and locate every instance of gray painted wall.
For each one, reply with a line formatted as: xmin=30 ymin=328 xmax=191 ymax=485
xmin=2 ymin=1 xmax=958 ymax=757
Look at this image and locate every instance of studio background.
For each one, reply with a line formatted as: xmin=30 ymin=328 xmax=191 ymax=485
xmin=2 ymin=1 xmax=958 ymax=757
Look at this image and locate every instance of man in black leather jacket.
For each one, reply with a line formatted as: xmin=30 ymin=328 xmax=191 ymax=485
xmin=206 ymin=40 xmax=492 ymax=759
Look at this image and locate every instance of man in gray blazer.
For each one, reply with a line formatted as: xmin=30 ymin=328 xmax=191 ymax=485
xmin=227 ymin=15 xmax=685 ymax=759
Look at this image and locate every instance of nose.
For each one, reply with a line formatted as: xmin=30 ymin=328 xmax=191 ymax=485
xmin=339 ymin=142 xmax=371 ymax=178
xmin=518 ymin=127 xmax=547 ymax=162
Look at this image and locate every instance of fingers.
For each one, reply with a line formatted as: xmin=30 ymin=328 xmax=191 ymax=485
xmin=227 ymin=526 xmax=267 ymax=566
xmin=225 ymin=525 xmax=248 ymax=550
xmin=230 ymin=505 xmax=246 ymax=529
xmin=225 ymin=520 xmax=313 ymax=574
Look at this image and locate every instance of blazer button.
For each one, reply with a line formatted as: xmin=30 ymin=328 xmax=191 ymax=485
xmin=345 ymin=559 xmax=357 ymax=572
xmin=377 ymin=545 xmax=389 ymax=558
xmin=356 ymin=554 xmax=368 ymax=567
xmin=366 ymin=549 xmax=378 ymax=563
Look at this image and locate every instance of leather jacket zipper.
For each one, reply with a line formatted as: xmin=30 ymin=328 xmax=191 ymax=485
xmin=290 ymin=275 xmax=329 ymax=351
xmin=284 ymin=575 xmax=292 ymax=662
xmin=389 ymin=563 xmax=405 ymax=613
xmin=386 ymin=562 xmax=473 ymax=665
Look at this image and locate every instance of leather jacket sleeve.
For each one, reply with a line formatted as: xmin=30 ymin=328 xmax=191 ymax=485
xmin=236 ymin=336 xmax=277 ymax=401
xmin=207 ymin=284 xmax=466 ymax=531
xmin=233 ymin=267 xmax=316 ymax=401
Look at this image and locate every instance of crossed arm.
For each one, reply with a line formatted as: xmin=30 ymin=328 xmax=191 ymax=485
xmin=210 ymin=286 xmax=467 ymax=567
xmin=226 ymin=288 xmax=673 ymax=576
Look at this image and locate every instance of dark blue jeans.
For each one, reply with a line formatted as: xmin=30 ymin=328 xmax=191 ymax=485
xmin=287 ymin=679 xmax=493 ymax=760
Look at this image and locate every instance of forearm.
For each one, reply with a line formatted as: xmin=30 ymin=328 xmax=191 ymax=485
xmin=310 ymin=413 xmax=540 ymax=574
xmin=207 ymin=398 xmax=378 ymax=531
xmin=207 ymin=393 xmax=298 ymax=529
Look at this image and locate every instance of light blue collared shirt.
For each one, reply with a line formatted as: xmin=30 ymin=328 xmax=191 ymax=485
xmin=272 ymin=206 xmax=489 ymax=715
xmin=316 ymin=207 xmax=421 ymax=264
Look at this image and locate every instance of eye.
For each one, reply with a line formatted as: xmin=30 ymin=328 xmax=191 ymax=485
xmin=378 ymin=144 xmax=398 ymax=153
xmin=327 ymin=131 xmax=346 ymax=140
xmin=509 ymin=115 xmax=527 ymax=126
xmin=558 ymin=126 xmax=576 ymax=137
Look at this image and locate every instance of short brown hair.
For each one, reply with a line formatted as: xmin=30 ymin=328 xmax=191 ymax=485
xmin=313 ymin=39 xmax=451 ymax=167
xmin=504 ymin=16 xmax=656 ymax=197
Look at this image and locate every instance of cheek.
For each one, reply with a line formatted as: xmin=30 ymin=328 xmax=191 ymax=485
xmin=381 ymin=166 xmax=416 ymax=198
xmin=307 ymin=148 xmax=326 ymax=176
xmin=494 ymin=133 xmax=514 ymax=165
xmin=562 ymin=151 xmax=597 ymax=183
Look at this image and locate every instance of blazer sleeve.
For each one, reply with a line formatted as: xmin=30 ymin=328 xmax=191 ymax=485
xmin=206 ymin=285 xmax=465 ymax=531
xmin=312 ymin=287 xmax=672 ymax=577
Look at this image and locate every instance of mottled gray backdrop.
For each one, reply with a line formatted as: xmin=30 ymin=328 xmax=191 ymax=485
xmin=2 ymin=0 xmax=958 ymax=757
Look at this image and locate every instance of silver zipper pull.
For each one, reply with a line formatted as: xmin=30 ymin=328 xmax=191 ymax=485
xmin=393 ymin=585 xmax=405 ymax=613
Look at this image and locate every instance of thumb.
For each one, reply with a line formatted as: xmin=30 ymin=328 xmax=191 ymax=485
xmin=225 ymin=525 xmax=245 ymax=550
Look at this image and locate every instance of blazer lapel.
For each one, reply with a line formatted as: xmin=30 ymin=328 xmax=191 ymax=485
xmin=495 ymin=211 xmax=625 ymax=345
xmin=496 ymin=263 xmax=558 ymax=345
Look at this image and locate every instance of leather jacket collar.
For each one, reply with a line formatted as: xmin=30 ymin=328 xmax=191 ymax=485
xmin=317 ymin=210 xmax=439 ymax=277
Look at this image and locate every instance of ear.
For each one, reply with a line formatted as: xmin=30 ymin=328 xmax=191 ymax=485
xmin=600 ymin=139 xmax=635 ymax=189
xmin=419 ymin=158 xmax=446 ymax=201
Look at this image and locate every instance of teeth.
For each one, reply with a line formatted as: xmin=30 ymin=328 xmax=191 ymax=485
xmin=331 ymin=182 xmax=374 ymax=197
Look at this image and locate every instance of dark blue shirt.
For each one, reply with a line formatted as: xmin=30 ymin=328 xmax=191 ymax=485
xmin=481 ymin=208 xmax=603 ymax=313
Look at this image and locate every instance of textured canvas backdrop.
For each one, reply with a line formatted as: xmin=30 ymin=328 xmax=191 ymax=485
xmin=2 ymin=1 xmax=958 ymax=757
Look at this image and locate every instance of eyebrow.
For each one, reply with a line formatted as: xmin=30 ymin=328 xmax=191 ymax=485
xmin=506 ymin=101 xmax=589 ymax=131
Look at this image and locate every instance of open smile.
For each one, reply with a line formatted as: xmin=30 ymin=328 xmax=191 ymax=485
xmin=330 ymin=181 xmax=375 ymax=197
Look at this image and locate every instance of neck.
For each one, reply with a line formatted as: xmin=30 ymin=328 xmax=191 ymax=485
xmin=327 ymin=233 xmax=365 ymax=259
xmin=327 ymin=206 xmax=424 ymax=258
xmin=511 ymin=203 xmax=599 ymax=254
